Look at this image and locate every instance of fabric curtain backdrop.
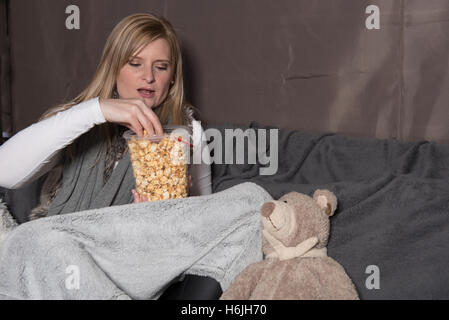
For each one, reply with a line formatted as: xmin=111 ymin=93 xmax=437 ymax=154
xmin=6 ymin=0 xmax=449 ymax=143
xmin=0 ymin=0 xmax=12 ymax=143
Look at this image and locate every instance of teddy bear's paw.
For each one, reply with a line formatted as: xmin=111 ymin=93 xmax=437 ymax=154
xmin=265 ymin=251 xmax=278 ymax=259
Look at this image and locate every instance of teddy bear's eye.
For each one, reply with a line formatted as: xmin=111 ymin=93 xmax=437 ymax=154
xmin=283 ymin=200 xmax=288 ymax=203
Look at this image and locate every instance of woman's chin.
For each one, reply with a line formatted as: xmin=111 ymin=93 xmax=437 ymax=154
xmin=142 ymin=97 xmax=157 ymax=108
xmin=133 ymin=97 xmax=157 ymax=108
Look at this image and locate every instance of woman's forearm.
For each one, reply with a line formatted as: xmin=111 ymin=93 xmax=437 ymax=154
xmin=0 ymin=97 xmax=106 ymax=189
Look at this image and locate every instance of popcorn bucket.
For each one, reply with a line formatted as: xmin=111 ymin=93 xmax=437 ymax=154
xmin=123 ymin=125 xmax=192 ymax=201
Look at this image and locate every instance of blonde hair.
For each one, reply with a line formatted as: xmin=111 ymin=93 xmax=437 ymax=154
xmin=39 ymin=13 xmax=195 ymax=164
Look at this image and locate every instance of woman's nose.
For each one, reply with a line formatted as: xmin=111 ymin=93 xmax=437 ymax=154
xmin=143 ymin=69 xmax=155 ymax=83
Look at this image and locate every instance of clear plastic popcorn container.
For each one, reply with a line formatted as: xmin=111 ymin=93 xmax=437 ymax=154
xmin=123 ymin=125 xmax=192 ymax=201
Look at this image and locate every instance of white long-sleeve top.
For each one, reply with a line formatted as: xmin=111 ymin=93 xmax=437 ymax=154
xmin=0 ymin=97 xmax=212 ymax=196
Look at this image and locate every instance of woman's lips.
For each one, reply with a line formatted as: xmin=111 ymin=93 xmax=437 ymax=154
xmin=137 ymin=89 xmax=155 ymax=98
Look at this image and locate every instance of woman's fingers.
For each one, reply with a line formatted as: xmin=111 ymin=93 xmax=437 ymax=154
xmin=132 ymin=189 xmax=140 ymax=203
xmin=132 ymin=189 xmax=149 ymax=203
xmin=135 ymin=100 xmax=163 ymax=136
xmin=126 ymin=113 xmax=145 ymax=138
xmin=125 ymin=102 xmax=153 ymax=138
xmin=133 ymin=107 xmax=155 ymax=137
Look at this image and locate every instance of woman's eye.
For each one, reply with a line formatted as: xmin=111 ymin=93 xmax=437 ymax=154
xmin=156 ymin=66 xmax=168 ymax=71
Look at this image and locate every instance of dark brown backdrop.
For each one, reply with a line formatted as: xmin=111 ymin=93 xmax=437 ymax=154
xmin=1 ymin=0 xmax=449 ymax=143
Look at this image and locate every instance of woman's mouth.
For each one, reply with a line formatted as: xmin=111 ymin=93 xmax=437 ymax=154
xmin=137 ymin=88 xmax=155 ymax=98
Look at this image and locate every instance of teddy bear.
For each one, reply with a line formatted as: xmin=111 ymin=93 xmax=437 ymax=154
xmin=220 ymin=189 xmax=359 ymax=300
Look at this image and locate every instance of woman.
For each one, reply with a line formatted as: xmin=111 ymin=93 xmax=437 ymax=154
xmin=0 ymin=13 xmax=268 ymax=300
xmin=0 ymin=13 xmax=212 ymax=216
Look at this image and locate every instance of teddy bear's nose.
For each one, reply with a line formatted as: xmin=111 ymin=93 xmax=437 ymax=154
xmin=261 ymin=202 xmax=275 ymax=217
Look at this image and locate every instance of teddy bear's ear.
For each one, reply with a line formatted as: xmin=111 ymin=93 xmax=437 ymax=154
xmin=313 ymin=189 xmax=337 ymax=216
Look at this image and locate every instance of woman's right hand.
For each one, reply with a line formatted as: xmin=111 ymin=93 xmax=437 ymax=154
xmin=98 ymin=97 xmax=163 ymax=137
xmin=132 ymin=189 xmax=148 ymax=203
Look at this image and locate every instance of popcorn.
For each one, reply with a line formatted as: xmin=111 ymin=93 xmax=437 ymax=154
xmin=126 ymin=129 xmax=189 ymax=201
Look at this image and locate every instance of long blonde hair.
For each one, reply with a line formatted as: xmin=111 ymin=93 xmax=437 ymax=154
xmin=39 ymin=13 xmax=194 ymax=164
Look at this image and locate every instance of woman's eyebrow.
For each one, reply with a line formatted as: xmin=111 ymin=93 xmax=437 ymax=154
xmin=154 ymin=59 xmax=170 ymax=63
xmin=130 ymin=56 xmax=170 ymax=63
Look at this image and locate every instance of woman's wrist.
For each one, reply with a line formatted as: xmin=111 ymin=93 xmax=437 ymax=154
xmin=89 ymin=97 xmax=107 ymax=124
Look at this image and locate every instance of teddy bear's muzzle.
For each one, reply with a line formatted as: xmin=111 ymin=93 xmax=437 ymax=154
xmin=261 ymin=202 xmax=275 ymax=217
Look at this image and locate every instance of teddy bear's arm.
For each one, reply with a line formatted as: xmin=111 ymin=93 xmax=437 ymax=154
xmin=277 ymin=237 xmax=318 ymax=260
xmin=263 ymin=230 xmax=319 ymax=261
xmin=262 ymin=230 xmax=284 ymax=252
xmin=220 ymin=263 xmax=265 ymax=300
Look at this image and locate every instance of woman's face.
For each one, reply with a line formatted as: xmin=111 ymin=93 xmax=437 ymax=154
xmin=116 ymin=38 xmax=173 ymax=108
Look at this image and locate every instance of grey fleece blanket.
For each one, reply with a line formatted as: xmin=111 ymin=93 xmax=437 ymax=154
xmin=0 ymin=182 xmax=272 ymax=300
xmin=208 ymin=122 xmax=449 ymax=299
